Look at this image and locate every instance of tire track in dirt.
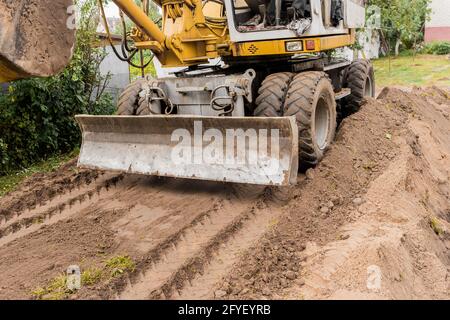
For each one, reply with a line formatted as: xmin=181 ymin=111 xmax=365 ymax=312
xmin=0 ymin=173 xmax=120 ymax=229
xmin=0 ymin=173 xmax=114 ymax=229
xmin=118 ymin=198 xmax=278 ymax=300
xmin=0 ymin=167 xmax=262 ymax=299
xmin=174 ymin=203 xmax=279 ymax=300
xmin=0 ymin=174 xmax=125 ymax=247
xmin=0 ymin=159 xmax=99 ymax=223
xmin=118 ymin=199 xmax=249 ymax=299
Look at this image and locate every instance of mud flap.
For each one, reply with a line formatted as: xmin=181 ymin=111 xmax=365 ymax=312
xmin=75 ymin=115 xmax=298 ymax=186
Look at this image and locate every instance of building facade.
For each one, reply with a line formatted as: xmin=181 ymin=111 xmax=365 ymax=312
xmin=425 ymin=0 xmax=450 ymax=42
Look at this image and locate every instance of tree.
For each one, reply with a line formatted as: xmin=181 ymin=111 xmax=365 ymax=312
xmin=75 ymin=0 xmax=114 ymax=112
xmin=368 ymin=0 xmax=431 ymax=56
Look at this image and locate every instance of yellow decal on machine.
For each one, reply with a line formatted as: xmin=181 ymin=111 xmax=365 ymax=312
xmin=233 ymin=33 xmax=355 ymax=57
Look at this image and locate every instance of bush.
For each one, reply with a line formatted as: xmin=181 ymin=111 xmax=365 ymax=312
xmin=0 ymin=0 xmax=114 ymax=174
xmin=0 ymin=73 xmax=114 ymax=173
xmin=422 ymin=41 xmax=450 ymax=55
xmin=0 ymin=138 xmax=8 ymax=167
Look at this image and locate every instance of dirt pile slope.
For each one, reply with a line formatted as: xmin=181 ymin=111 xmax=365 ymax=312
xmin=221 ymin=86 xmax=450 ymax=300
xmin=0 ymin=87 xmax=449 ymax=300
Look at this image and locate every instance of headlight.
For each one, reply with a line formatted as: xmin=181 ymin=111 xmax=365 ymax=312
xmin=285 ymin=41 xmax=303 ymax=52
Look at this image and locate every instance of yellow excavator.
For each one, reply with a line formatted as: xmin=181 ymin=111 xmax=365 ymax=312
xmin=0 ymin=0 xmax=374 ymax=187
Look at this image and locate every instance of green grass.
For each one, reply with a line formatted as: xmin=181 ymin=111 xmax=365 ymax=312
xmin=81 ymin=268 xmax=103 ymax=286
xmin=32 ymin=274 xmax=70 ymax=300
xmin=0 ymin=149 xmax=79 ymax=197
xmin=105 ymin=255 xmax=136 ymax=278
xmin=32 ymin=255 xmax=136 ymax=300
xmin=430 ymin=217 xmax=444 ymax=236
xmin=373 ymin=54 xmax=450 ymax=87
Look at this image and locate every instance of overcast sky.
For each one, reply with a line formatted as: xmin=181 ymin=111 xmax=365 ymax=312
xmin=104 ymin=2 xmax=120 ymax=17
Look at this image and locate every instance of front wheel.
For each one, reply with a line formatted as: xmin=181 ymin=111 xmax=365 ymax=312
xmin=284 ymin=72 xmax=337 ymax=170
xmin=342 ymin=59 xmax=375 ymax=117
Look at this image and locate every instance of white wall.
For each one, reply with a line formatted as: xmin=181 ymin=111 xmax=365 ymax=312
xmin=98 ymin=45 xmax=130 ymax=102
xmin=427 ymin=0 xmax=450 ymax=28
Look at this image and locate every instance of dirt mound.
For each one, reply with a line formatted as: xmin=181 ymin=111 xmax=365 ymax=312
xmin=0 ymin=87 xmax=449 ymax=300
xmin=219 ymin=86 xmax=450 ymax=300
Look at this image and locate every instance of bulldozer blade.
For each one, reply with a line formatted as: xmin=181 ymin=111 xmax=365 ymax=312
xmin=75 ymin=115 xmax=299 ymax=186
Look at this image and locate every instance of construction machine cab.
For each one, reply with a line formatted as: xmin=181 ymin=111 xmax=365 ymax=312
xmin=227 ymin=0 xmax=365 ymax=41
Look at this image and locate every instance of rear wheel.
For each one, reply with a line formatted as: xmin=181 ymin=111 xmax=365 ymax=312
xmin=342 ymin=59 xmax=375 ymax=116
xmin=117 ymin=79 xmax=162 ymax=116
xmin=232 ymin=73 xmax=295 ymax=200
xmin=254 ymin=72 xmax=294 ymax=117
xmin=117 ymin=79 xmax=147 ymax=115
xmin=284 ymin=72 xmax=337 ymax=170
xmin=231 ymin=72 xmax=297 ymax=202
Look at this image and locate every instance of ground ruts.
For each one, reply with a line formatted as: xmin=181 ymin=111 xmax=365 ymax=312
xmin=0 ymin=87 xmax=449 ymax=300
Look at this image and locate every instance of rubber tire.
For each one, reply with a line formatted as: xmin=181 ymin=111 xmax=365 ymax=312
xmin=231 ymin=73 xmax=295 ymax=200
xmin=284 ymin=71 xmax=337 ymax=169
xmin=116 ymin=79 xmax=147 ymax=115
xmin=254 ymin=72 xmax=294 ymax=117
xmin=342 ymin=59 xmax=375 ymax=116
xmin=254 ymin=72 xmax=296 ymax=202
xmin=136 ymin=79 xmax=163 ymax=116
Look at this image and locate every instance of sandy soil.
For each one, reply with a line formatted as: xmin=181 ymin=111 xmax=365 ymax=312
xmin=0 ymin=86 xmax=449 ymax=300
